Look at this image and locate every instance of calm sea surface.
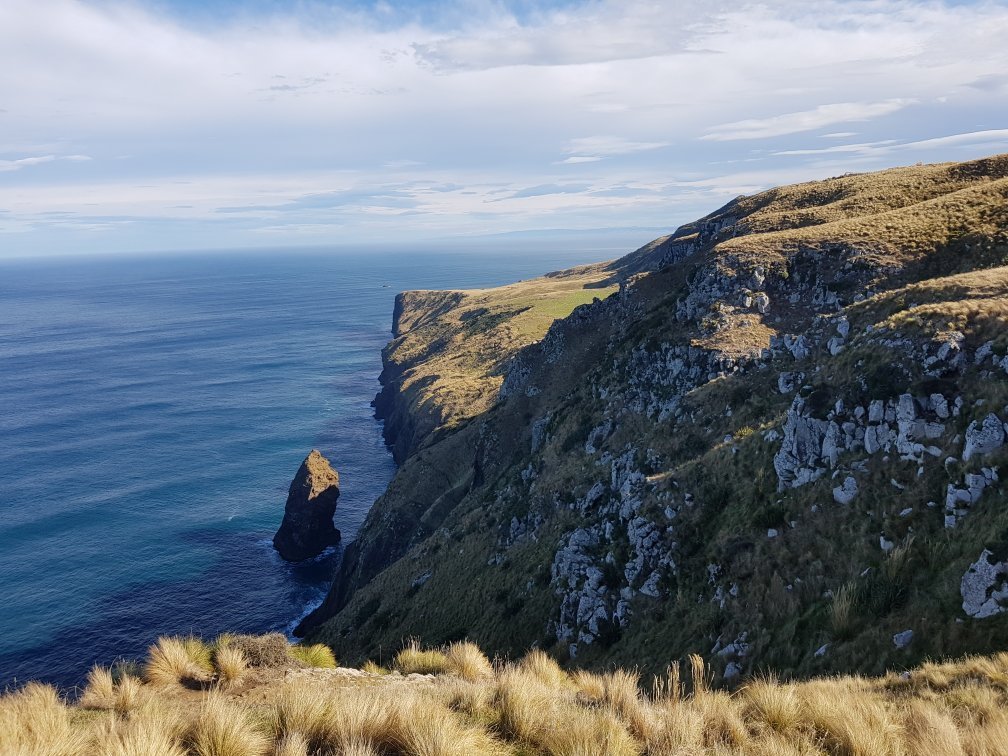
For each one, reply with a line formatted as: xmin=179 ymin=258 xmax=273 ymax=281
xmin=0 ymin=248 xmax=605 ymax=690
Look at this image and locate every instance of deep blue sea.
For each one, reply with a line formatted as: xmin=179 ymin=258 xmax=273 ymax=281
xmin=0 ymin=247 xmax=606 ymax=691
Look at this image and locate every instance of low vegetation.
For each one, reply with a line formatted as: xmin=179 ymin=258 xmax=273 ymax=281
xmin=4 ymin=636 xmax=1008 ymax=754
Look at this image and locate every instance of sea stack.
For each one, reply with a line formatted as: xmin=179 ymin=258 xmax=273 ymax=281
xmin=273 ymin=450 xmax=341 ymax=561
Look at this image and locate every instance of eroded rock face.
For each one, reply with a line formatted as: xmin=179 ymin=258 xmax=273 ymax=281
xmin=273 ymin=450 xmax=341 ymax=562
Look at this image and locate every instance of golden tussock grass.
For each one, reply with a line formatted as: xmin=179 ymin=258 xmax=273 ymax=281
xmin=288 ymin=642 xmax=337 ymax=669
xmin=187 ymin=695 xmax=271 ymax=756
xmin=0 ymin=682 xmax=88 ymax=756
xmin=79 ymin=665 xmax=117 ymax=710
xmin=113 ymin=674 xmax=147 ymax=716
xmin=361 ymin=660 xmax=389 ymax=675
xmin=144 ymin=636 xmax=207 ymax=688
xmin=213 ymin=644 xmax=248 ymax=689
xmin=272 ymin=731 xmax=310 ymax=756
xmin=443 ymin=640 xmax=494 ymax=681
xmin=5 ymin=636 xmax=1008 ymax=755
xmin=393 ymin=638 xmax=451 ymax=675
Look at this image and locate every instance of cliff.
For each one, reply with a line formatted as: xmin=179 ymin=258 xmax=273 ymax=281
xmin=302 ymin=154 xmax=1008 ymax=685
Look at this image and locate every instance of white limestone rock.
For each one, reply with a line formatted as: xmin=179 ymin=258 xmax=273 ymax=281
xmin=832 ymin=476 xmax=858 ymax=505
xmin=962 ymin=549 xmax=1008 ymax=618
xmin=963 ymin=414 xmax=1005 ymax=461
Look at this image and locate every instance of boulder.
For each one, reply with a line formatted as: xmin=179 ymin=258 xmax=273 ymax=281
xmin=273 ymin=450 xmax=341 ymax=561
xmin=962 ymin=549 xmax=1008 ymax=618
xmin=832 ymin=476 xmax=858 ymax=505
xmin=963 ymin=414 xmax=1005 ymax=461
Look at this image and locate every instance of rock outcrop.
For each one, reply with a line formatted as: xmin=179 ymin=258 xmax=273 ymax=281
xmin=273 ymin=450 xmax=341 ymax=562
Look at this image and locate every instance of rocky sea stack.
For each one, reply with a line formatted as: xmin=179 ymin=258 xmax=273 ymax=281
xmin=273 ymin=449 xmax=341 ymax=561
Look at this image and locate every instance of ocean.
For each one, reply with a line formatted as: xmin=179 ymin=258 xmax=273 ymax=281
xmin=0 ymin=247 xmax=607 ymax=690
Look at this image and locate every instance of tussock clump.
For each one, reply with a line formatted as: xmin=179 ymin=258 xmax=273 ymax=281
xmin=393 ymin=639 xmax=451 ymax=675
xmin=362 ymin=660 xmax=389 ymax=675
xmin=273 ymin=731 xmax=310 ymax=756
xmin=744 ymin=676 xmax=801 ymax=734
xmin=114 ymin=674 xmax=146 ymax=716
xmin=182 ymin=636 xmax=215 ymax=676
xmin=444 ymin=641 xmax=494 ymax=681
xmin=288 ymin=643 xmax=337 ymax=669
xmin=228 ymin=633 xmax=292 ymax=668
xmin=518 ymin=648 xmax=570 ymax=689
xmin=145 ymin=636 xmax=206 ymax=687
xmin=79 ymin=665 xmax=117 ymax=710
xmin=391 ymin=693 xmax=507 ymax=755
xmin=436 ymin=675 xmax=496 ymax=719
xmin=0 ymin=682 xmax=87 ymax=756
xmin=214 ymin=645 xmax=249 ymax=689
xmin=497 ymin=666 xmax=639 ymax=755
xmin=187 ymin=695 xmax=270 ymax=756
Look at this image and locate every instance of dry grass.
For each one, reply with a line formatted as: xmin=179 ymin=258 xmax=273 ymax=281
xmin=213 ymin=645 xmax=248 ymax=689
xmin=145 ymin=636 xmax=205 ymax=688
xmin=114 ymin=674 xmax=147 ymax=716
xmin=393 ymin=639 xmax=452 ymax=675
xmin=288 ymin=642 xmax=337 ymax=669
xmin=5 ymin=637 xmax=1008 ymax=755
xmin=362 ymin=660 xmax=390 ymax=675
xmin=79 ymin=665 xmax=117 ymax=710
xmin=188 ymin=695 xmax=271 ymax=756
xmin=443 ymin=641 xmax=494 ymax=681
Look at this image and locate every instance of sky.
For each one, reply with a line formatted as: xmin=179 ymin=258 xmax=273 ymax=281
xmin=1 ymin=0 xmax=1008 ymax=257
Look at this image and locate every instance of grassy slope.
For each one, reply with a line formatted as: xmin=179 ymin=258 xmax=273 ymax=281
xmin=309 ymin=154 xmax=1008 ymax=684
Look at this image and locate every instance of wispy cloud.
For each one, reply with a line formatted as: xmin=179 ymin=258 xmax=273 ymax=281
xmin=701 ymin=100 xmax=914 ymax=141
xmin=774 ymin=129 xmax=1008 ymax=157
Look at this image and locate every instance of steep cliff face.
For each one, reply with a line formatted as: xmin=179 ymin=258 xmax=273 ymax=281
xmin=304 ymin=155 xmax=1008 ymax=682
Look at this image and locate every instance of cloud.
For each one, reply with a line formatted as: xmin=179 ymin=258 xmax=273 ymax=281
xmin=774 ymin=129 xmax=1008 ymax=157
xmin=1 ymin=0 xmax=1007 ymax=255
xmin=561 ymin=135 xmax=670 ymax=164
xmin=701 ymin=100 xmax=914 ymax=141
xmin=0 ymin=155 xmax=56 ymax=172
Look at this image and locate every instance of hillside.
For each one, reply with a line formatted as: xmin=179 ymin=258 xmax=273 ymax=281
xmin=300 ymin=154 xmax=1008 ymax=686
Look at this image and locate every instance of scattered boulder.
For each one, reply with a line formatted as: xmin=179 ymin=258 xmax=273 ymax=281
xmin=273 ymin=450 xmax=342 ymax=561
xmin=961 ymin=549 xmax=1008 ymax=618
xmin=832 ymin=476 xmax=858 ymax=505
xmin=962 ymin=413 xmax=1005 ymax=461
xmin=892 ymin=630 xmax=913 ymax=650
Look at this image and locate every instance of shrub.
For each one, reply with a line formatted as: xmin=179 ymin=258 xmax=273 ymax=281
xmin=289 ymin=643 xmax=337 ymax=669
xmin=227 ymin=633 xmax=292 ymax=668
